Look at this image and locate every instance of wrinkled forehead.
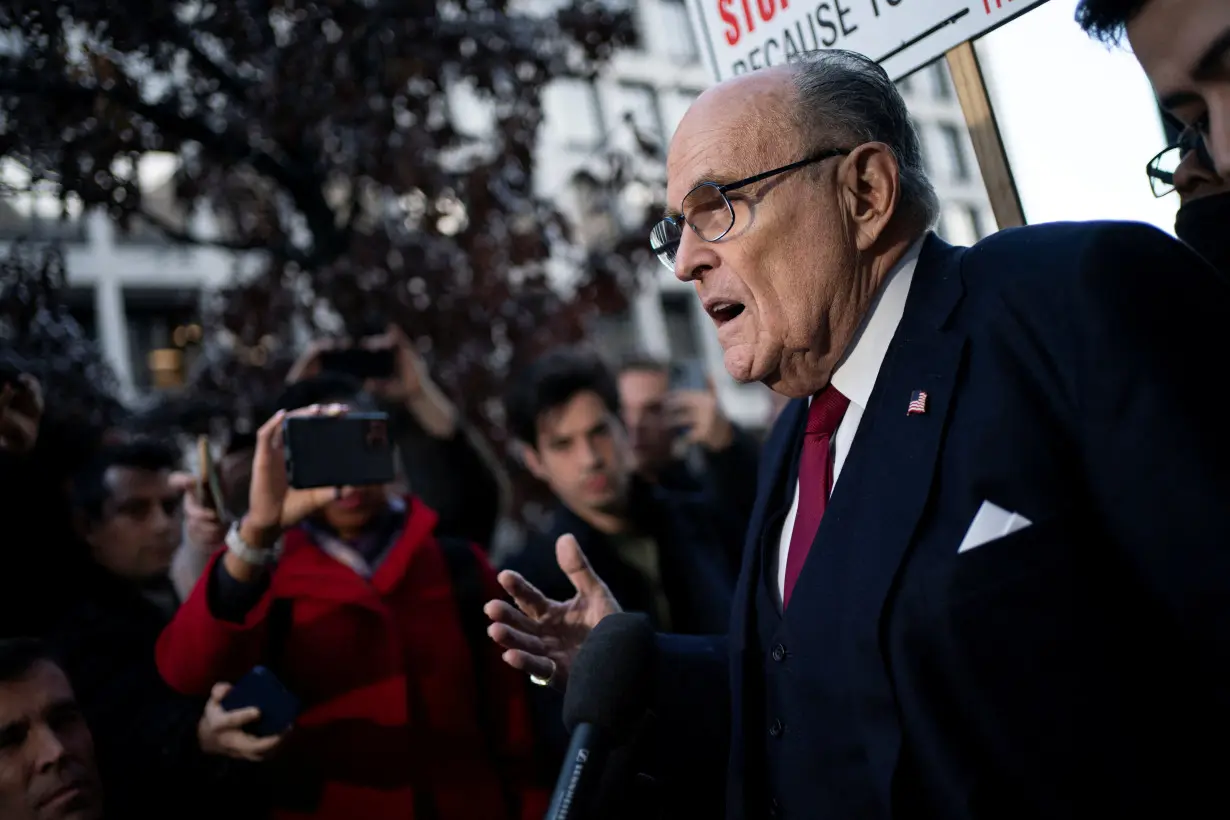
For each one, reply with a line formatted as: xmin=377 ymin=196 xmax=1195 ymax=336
xmin=666 ymin=71 xmax=799 ymax=203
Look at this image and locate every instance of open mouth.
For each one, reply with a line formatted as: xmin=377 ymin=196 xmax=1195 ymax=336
xmin=706 ymin=301 xmax=745 ymax=325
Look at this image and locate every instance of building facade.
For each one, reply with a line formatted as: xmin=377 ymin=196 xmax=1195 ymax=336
xmin=1 ymin=3 xmax=995 ymax=428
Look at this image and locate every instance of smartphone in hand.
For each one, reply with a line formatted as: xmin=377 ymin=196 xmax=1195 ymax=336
xmin=668 ymin=360 xmax=707 ymax=393
xmin=283 ymin=412 xmax=396 ymax=490
xmin=221 ymin=666 xmax=300 ymax=737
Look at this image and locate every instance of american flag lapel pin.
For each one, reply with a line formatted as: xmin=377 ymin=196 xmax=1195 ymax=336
xmin=907 ymin=390 xmax=928 ymax=415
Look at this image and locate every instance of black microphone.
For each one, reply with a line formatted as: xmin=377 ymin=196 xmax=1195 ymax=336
xmin=544 ymin=613 xmax=656 ymax=820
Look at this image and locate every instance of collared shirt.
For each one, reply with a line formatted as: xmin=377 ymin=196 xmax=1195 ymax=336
xmin=773 ymin=237 xmax=925 ymax=605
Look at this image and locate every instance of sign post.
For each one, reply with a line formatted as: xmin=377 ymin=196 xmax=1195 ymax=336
xmin=686 ymin=0 xmax=1049 ymax=230
xmin=945 ymin=41 xmax=1025 ymax=228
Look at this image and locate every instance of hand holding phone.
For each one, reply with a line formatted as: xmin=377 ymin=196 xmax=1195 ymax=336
xmin=199 ymin=675 xmax=294 ymax=761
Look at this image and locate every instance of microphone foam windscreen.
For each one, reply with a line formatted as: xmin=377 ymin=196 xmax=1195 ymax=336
xmin=562 ymin=613 xmax=657 ymax=735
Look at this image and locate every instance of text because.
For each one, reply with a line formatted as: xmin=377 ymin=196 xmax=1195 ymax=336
xmin=721 ymin=0 xmax=907 ymax=76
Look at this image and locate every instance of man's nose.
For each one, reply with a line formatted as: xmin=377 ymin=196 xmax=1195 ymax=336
xmin=674 ymin=227 xmax=714 ymax=284
xmin=1174 ymin=151 xmax=1222 ymax=199
xmin=30 ymin=725 xmax=69 ymax=773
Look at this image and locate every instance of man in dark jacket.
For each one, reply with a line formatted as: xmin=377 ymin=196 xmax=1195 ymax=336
xmin=53 ymin=440 xmax=263 ymax=820
xmin=502 ymin=348 xmax=737 ymax=817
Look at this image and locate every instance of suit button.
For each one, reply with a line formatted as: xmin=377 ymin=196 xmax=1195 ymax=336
xmin=769 ymin=718 xmax=784 ymax=737
xmin=768 ymin=798 xmax=782 ymax=818
xmin=771 ymin=644 xmax=786 ymax=662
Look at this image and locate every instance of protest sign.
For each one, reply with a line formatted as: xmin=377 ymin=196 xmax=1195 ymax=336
xmin=689 ymin=0 xmax=1048 ymax=83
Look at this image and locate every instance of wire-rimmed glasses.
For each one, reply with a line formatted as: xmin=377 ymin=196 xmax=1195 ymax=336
xmin=649 ymin=149 xmax=850 ymax=272
xmin=1147 ymin=128 xmax=1213 ymax=197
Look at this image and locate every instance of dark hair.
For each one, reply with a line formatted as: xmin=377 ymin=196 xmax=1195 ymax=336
xmin=0 ymin=638 xmax=60 ymax=684
xmin=505 ymin=349 xmax=621 ymax=446
xmin=275 ymin=374 xmax=373 ymax=413
xmin=1075 ymin=0 xmax=1150 ymax=45
xmin=617 ymin=354 xmax=669 ymax=377
xmin=790 ymin=50 xmax=939 ymax=228
xmin=71 ymin=439 xmax=180 ymax=521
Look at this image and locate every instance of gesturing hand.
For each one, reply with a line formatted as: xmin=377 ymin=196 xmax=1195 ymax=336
xmin=484 ymin=534 xmax=622 ymax=690
xmin=197 ymin=683 xmax=287 ymax=763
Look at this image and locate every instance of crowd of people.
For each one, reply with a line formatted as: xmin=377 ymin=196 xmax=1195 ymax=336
xmin=0 ymin=0 xmax=1227 ymax=818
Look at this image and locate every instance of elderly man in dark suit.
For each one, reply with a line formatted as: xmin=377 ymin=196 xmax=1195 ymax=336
xmin=485 ymin=49 xmax=1230 ymax=820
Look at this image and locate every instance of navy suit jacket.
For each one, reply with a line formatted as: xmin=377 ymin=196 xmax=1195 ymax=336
xmin=654 ymin=222 xmax=1230 ymax=819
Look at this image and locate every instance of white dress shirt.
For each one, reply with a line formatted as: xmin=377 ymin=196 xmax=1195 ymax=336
xmin=773 ymin=238 xmax=925 ymax=605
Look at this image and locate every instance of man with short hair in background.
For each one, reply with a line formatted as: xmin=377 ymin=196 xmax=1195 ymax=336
xmin=0 ymin=638 xmax=103 ymax=820
xmin=618 ymin=356 xmax=759 ymax=550
xmin=54 ymin=441 xmax=264 ymax=820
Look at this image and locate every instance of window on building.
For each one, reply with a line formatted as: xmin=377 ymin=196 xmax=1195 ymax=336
xmin=123 ymin=289 xmax=202 ymax=392
xmin=660 ymin=0 xmax=700 ymax=64
xmin=65 ymin=288 xmax=97 ymax=343
xmin=659 ymin=88 xmax=701 ymax=137
xmin=938 ymin=124 xmax=971 ymax=182
xmin=931 ymin=60 xmax=954 ymax=100
xmin=938 ymin=204 xmax=980 ymax=247
xmin=542 ymin=78 xmax=605 ymax=150
xmin=609 ymin=82 xmax=665 ymax=155
xmin=967 ymin=205 xmax=988 ymax=240
xmin=660 ymin=291 xmax=702 ymax=360
xmin=589 ymin=309 xmax=639 ymax=356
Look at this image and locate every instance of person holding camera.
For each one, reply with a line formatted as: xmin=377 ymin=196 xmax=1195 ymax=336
xmin=286 ymin=324 xmax=509 ymax=549
xmin=155 ymin=374 xmax=545 ymax=820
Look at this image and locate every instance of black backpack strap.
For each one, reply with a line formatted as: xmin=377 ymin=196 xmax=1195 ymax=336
xmin=437 ymin=537 xmax=518 ymax=816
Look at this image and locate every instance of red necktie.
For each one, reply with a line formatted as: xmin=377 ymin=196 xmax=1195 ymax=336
xmin=782 ymin=386 xmax=850 ymax=607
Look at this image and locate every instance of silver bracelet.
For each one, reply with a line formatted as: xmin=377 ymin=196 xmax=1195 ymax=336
xmin=224 ymin=520 xmax=282 ymax=567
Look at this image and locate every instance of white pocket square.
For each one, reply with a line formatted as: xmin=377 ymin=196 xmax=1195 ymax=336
xmin=957 ymin=501 xmax=1032 ymax=554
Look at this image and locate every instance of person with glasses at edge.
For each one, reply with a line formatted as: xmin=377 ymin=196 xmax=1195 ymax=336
xmin=485 ymin=49 xmax=1230 ymax=820
xmin=1076 ymin=0 xmax=1228 ymax=174
xmin=1148 ymin=126 xmax=1229 ymax=278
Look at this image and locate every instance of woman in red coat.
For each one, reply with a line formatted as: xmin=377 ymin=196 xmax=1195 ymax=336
xmin=157 ymin=379 xmax=547 ymax=820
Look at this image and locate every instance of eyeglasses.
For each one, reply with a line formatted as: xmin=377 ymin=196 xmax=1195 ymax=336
xmin=649 ymin=149 xmax=851 ymax=272
xmin=1146 ymin=128 xmax=1213 ymax=197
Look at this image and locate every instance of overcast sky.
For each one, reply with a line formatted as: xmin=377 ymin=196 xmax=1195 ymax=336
xmin=977 ymin=0 xmax=1179 ymax=234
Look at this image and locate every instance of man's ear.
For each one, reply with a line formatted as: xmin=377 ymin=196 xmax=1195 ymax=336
xmin=837 ymin=142 xmax=902 ymax=252
xmin=516 ymin=441 xmax=548 ymax=482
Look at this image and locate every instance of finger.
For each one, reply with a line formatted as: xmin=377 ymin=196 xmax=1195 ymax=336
xmin=215 ymin=706 xmax=262 ymax=730
xmin=256 ymin=410 xmax=287 ymax=453
xmin=209 ymin=682 xmax=232 ymax=703
xmin=501 ymin=649 xmax=556 ymax=681
xmin=229 ymin=731 xmax=283 ymax=758
xmin=168 ymin=471 xmax=198 ymax=494
xmin=496 ymin=570 xmax=552 ymax=620
xmin=484 ymin=599 xmax=542 ymax=635
xmin=487 ymin=622 xmax=549 ymax=656
xmin=556 ymin=534 xmax=606 ymax=599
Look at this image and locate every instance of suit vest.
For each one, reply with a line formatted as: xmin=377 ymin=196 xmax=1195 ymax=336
xmin=748 ymin=503 xmax=884 ymax=819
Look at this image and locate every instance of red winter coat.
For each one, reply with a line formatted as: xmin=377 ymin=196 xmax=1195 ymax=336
xmin=156 ymin=500 xmax=547 ymax=820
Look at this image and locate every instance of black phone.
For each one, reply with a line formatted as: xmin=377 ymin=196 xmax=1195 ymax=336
xmin=668 ymin=360 xmax=708 ymax=392
xmin=220 ymin=666 xmax=300 ymax=738
xmin=283 ymin=412 xmax=396 ymax=490
xmin=317 ymin=347 xmax=396 ymax=380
